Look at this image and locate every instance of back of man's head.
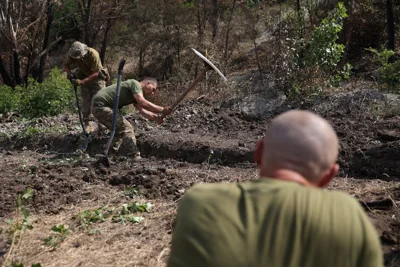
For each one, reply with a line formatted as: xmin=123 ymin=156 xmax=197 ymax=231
xmin=257 ymin=110 xmax=339 ymax=186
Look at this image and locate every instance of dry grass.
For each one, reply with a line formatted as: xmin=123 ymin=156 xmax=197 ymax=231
xmin=0 ymin=190 xmax=176 ymax=267
xmin=1 ymin=175 xmax=398 ymax=267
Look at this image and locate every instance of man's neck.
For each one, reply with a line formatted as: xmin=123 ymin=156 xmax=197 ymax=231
xmin=260 ymin=169 xmax=316 ymax=187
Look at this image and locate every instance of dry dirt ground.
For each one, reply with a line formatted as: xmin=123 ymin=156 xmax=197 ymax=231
xmin=0 ymin=85 xmax=399 ymax=266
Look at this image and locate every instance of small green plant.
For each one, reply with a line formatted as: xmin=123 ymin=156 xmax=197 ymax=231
xmin=123 ymin=187 xmax=139 ymax=199
xmin=111 ymin=214 xmax=144 ymax=224
xmin=5 ymin=263 xmax=42 ymax=267
xmin=2 ymin=189 xmax=37 ymax=267
xmin=305 ymin=2 xmax=347 ymax=73
xmin=76 ymin=202 xmax=152 ymax=230
xmin=0 ymin=85 xmax=20 ymax=114
xmin=77 ymin=206 xmax=114 ymax=228
xmin=111 ymin=202 xmax=152 ymax=225
xmin=43 ymin=224 xmax=70 ymax=249
xmin=366 ymin=47 xmax=400 ymax=90
xmin=18 ymin=68 xmax=74 ymax=119
xmin=16 ymin=125 xmax=68 ymax=140
xmin=122 ymin=202 xmax=152 ymax=213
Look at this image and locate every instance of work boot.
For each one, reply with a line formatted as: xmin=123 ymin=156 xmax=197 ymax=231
xmin=132 ymin=152 xmax=143 ymax=162
xmin=84 ymin=122 xmax=95 ymax=134
xmin=97 ymin=123 xmax=107 ymax=136
xmin=112 ymin=138 xmax=123 ymax=152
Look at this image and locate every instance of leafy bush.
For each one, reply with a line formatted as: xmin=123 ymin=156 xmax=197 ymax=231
xmin=18 ymin=68 xmax=75 ymax=119
xmin=272 ymin=2 xmax=352 ymax=98
xmin=305 ymin=2 xmax=347 ymax=73
xmin=366 ymin=47 xmax=400 ymax=90
xmin=0 ymin=85 xmax=20 ymax=114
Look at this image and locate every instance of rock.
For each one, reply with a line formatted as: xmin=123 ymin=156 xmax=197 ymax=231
xmin=145 ymin=125 xmax=154 ymax=131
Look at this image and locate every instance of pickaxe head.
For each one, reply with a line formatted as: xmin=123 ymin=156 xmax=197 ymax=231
xmin=191 ymin=48 xmax=228 ymax=82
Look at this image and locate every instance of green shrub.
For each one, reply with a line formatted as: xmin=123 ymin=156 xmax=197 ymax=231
xmin=18 ymin=68 xmax=75 ymax=118
xmin=366 ymin=47 xmax=400 ymax=90
xmin=305 ymin=2 xmax=347 ymax=73
xmin=0 ymin=85 xmax=20 ymax=114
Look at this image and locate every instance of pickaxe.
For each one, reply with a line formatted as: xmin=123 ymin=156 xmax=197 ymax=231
xmin=166 ymin=48 xmax=227 ymax=112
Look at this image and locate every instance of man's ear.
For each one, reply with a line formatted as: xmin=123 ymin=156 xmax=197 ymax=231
xmin=318 ymin=164 xmax=339 ymax=188
xmin=254 ymin=140 xmax=263 ymax=166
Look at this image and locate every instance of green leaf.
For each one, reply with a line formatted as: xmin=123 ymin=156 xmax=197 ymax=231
xmin=126 ymin=216 xmax=144 ymax=223
xmin=31 ymin=264 xmax=42 ymax=267
xmin=51 ymin=224 xmax=69 ymax=234
xmin=22 ymin=208 xmax=30 ymax=218
xmin=22 ymin=188 xmax=34 ymax=200
xmin=17 ymin=195 xmax=22 ymax=209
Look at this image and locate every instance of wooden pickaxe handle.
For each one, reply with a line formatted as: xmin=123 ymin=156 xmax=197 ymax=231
xmin=171 ymin=67 xmax=209 ymax=110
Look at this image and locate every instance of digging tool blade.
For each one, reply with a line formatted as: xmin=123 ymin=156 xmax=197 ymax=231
xmin=191 ymin=48 xmax=227 ymax=82
xmin=73 ymin=85 xmax=89 ymax=151
xmin=103 ymin=58 xmax=126 ymax=167
xmin=167 ymin=48 xmax=227 ymax=112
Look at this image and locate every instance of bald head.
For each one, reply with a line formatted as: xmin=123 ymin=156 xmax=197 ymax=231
xmin=261 ymin=110 xmax=339 ymax=183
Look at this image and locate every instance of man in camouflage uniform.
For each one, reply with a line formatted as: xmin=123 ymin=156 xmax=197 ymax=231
xmin=92 ymin=78 xmax=172 ymax=159
xmin=63 ymin=41 xmax=109 ymax=132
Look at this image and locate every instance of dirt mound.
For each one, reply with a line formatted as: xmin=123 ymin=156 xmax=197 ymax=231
xmin=0 ymin=151 xmax=106 ymax=216
xmin=0 ymin=149 xmax=254 ymax=217
xmin=1 ymin=88 xmax=400 ymax=179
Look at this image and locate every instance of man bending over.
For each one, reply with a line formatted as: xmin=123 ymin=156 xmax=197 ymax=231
xmin=92 ymin=78 xmax=172 ymax=160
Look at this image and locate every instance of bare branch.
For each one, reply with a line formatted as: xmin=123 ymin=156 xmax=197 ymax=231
xmin=27 ymin=36 xmax=62 ymax=74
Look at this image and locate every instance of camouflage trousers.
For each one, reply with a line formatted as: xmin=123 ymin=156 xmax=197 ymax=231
xmin=92 ymin=104 xmax=139 ymax=156
xmin=81 ymin=80 xmax=105 ymax=124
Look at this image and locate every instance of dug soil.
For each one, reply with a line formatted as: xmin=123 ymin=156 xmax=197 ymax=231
xmin=0 ymin=87 xmax=399 ymax=266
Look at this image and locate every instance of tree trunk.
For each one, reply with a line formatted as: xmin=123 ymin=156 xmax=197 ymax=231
xmin=13 ymin=50 xmax=23 ymax=86
xmin=387 ymin=0 xmax=395 ymax=51
xmin=196 ymin=1 xmax=203 ymax=42
xmin=99 ymin=18 xmax=112 ymax=65
xmin=211 ymin=0 xmax=218 ymax=42
xmin=38 ymin=0 xmax=54 ymax=83
xmin=0 ymin=56 xmax=14 ymax=87
xmin=296 ymin=0 xmax=304 ymax=66
xmin=83 ymin=0 xmax=92 ymax=46
xmin=224 ymin=0 xmax=236 ymax=69
xmin=343 ymin=0 xmax=354 ymax=55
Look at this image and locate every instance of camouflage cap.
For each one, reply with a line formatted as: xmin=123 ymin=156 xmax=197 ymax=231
xmin=68 ymin=41 xmax=88 ymax=59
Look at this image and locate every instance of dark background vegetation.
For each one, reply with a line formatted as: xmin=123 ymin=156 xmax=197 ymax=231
xmin=0 ymin=0 xmax=399 ymax=117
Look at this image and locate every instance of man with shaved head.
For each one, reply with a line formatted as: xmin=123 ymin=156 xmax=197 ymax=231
xmin=168 ymin=110 xmax=383 ymax=267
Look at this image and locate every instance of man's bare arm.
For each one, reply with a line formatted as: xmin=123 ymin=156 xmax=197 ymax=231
xmin=81 ymin=71 xmax=99 ymax=84
xmin=136 ymin=105 xmax=163 ymax=124
xmin=134 ymin=93 xmax=163 ymax=113
xmin=137 ymin=105 xmax=157 ymax=120
xmin=63 ymin=66 xmax=71 ymax=79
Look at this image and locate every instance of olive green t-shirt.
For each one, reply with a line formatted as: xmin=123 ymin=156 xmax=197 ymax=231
xmin=168 ymin=179 xmax=383 ymax=267
xmin=92 ymin=79 xmax=142 ymax=109
xmin=63 ymin=47 xmax=102 ymax=78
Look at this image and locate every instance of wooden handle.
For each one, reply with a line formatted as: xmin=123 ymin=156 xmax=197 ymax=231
xmin=171 ymin=68 xmax=208 ymax=109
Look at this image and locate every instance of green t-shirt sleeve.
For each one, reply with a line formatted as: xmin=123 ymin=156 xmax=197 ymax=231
xmin=128 ymin=81 xmax=143 ymax=97
xmin=167 ymin=187 xmax=215 ymax=267
xmin=357 ymin=206 xmax=384 ymax=267
xmin=87 ymin=48 xmax=102 ymax=72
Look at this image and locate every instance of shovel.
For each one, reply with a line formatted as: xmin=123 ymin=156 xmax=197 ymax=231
xmin=72 ymin=74 xmax=89 ymax=151
xmin=103 ymin=58 xmax=126 ymax=167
